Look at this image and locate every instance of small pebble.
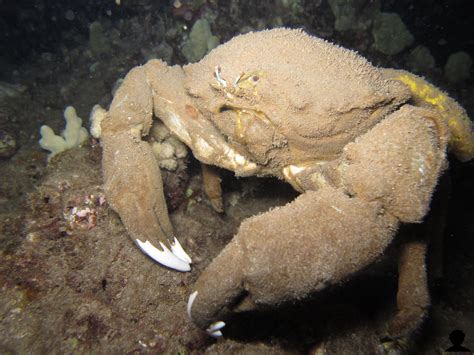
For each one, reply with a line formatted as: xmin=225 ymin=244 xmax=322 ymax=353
xmin=65 ymin=10 xmax=75 ymax=21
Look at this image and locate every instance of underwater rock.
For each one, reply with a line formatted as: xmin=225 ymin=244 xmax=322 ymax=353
xmin=141 ymin=41 xmax=174 ymax=63
xmin=65 ymin=10 xmax=75 ymax=21
xmin=444 ymin=51 xmax=472 ymax=83
xmin=0 ymin=81 xmax=27 ymax=101
xmin=276 ymin=0 xmax=304 ymax=19
xmin=0 ymin=130 xmax=17 ymax=160
xmin=182 ymin=19 xmax=219 ymax=63
xmin=372 ymin=12 xmax=414 ymax=55
xmin=328 ymin=0 xmax=379 ymax=32
xmin=406 ymin=45 xmax=435 ymax=74
xmin=89 ymin=21 xmax=112 ymax=56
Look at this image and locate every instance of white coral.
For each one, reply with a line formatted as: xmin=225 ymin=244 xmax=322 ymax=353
xmin=89 ymin=104 xmax=107 ymax=139
xmin=39 ymin=106 xmax=89 ymax=161
xmin=150 ymin=121 xmax=188 ymax=171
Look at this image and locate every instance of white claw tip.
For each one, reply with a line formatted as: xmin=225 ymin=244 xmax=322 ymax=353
xmin=187 ymin=291 xmax=198 ymax=319
xmin=135 ymin=239 xmax=191 ymax=272
xmin=209 ymin=330 xmax=223 ymax=337
xmin=206 ymin=321 xmax=226 ymax=338
xmin=171 ymin=237 xmax=192 ymax=264
xmin=187 ymin=292 xmax=225 ymax=338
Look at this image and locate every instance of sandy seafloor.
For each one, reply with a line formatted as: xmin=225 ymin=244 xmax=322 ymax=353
xmin=0 ymin=1 xmax=473 ymax=353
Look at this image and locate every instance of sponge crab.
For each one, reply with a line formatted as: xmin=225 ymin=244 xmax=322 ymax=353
xmin=99 ymin=29 xmax=474 ymax=340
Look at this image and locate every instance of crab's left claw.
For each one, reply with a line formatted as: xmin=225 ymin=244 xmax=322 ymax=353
xmin=187 ymin=186 xmax=399 ymax=333
xmin=188 ymin=105 xmax=448 ymax=336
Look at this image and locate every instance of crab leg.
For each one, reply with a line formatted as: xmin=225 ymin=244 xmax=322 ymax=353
xmin=201 ymin=163 xmax=224 ymax=213
xmin=385 ymin=174 xmax=449 ymax=341
xmin=387 ymin=238 xmax=429 ymax=340
xmin=101 ymin=65 xmax=191 ymax=271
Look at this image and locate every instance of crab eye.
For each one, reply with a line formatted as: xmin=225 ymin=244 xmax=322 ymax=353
xmin=217 ymin=105 xmax=233 ymax=113
xmin=251 ymin=75 xmax=259 ymax=82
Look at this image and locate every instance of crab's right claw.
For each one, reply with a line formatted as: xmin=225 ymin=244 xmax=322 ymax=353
xmin=101 ymin=65 xmax=192 ymax=272
xmin=102 ymin=129 xmax=193 ymax=272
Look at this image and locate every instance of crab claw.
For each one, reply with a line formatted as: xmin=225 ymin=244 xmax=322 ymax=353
xmin=100 ymin=64 xmax=193 ymax=273
xmin=136 ymin=239 xmax=191 ymax=272
xmin=188 ymin=187 xmax=399 ymax=333
xmin=188 ymin=291 xmax=225 ymax=337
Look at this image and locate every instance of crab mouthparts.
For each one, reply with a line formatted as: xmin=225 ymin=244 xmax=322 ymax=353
xmin=161 ymin=111 xmax=259 ymax=176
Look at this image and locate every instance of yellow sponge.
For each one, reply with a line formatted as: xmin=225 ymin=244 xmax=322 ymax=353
xmin=385 ymin=69 xmax=474 ymax=162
